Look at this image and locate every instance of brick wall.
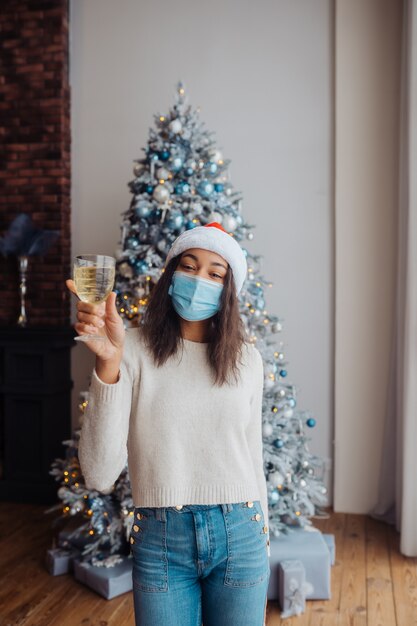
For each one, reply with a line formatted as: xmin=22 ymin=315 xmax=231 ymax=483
xmin=0 ymin=0 xmax=70 ymax=327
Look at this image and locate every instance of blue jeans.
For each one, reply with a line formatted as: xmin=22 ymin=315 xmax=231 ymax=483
xmin=129 ymin=500 xmax=270 ymax=626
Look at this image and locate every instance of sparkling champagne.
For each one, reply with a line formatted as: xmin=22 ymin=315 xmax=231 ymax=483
xmin=74 ymin=266 xmax=115 ymax=304
xmin=73 ymin=254 xmax=116 ymax=342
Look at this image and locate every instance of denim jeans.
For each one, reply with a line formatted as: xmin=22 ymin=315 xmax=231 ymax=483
xmin=129 ymin=500 xmax=270 ymax=626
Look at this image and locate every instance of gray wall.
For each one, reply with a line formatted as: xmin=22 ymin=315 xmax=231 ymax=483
xmin=69 ymin=0 xmax=334 ymax=501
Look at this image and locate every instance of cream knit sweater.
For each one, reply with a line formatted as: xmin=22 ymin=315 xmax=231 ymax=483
xmin=78 ymin=327 xmax=270 ymax=555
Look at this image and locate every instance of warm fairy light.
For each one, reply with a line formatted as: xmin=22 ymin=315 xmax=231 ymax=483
xmin=159 ymin=179 xmax=165 ymax=184
xmin=123 ymin=295 xmax=128 ymax=300
xmin=71 ymin=472 xmax=77 ymax=478
xmin=103 ymin=512 xmax=108 ymax=517
xmin=159 ymin=116 xmax=165 ymax=122
xmin=64 ymin=471 xmax=69 ymax=476
xmin=272 ymin=406 xmax=278 ymax=413
xmin=64 ymin=477 xmax=69 ymax=483
xmin=268 ymin=373 xmax=275 ymax=381
xmin=161 ymin=268 xmax=165 ymax=273
xmin=120 ymin=308 xmax=125 ymax=313
xmin=64 ymin=506 xmax=70 ymax=512
xmin=129 ymin=511 xmax=134 ymax=516
xmin=146 ymin=276 xmax=151 ymax=281
xmin=192 ymin=218 xmax=198 ymax=223
xmin=256 ymin=282 xmax=261 ymax=287
xmin=248 ymin=267 xmax=253 ymax=273
xmin=87 ymin=509 xmax=93 ymax=516
xmin=218 ymin=159 xmax=224 ymax=165
xmin=168 ymin=200 xmax=173 ymax=205
xmin=274 ymin=351 xmax=279 ymax=358
xmin=250 ymin=308 xmax=255 ymax=313
xmin=74 ymin=482 xmax=79 ymax=488
xmin=263 ymin=319 xmax=269 ymax=324
xmin=89 ymin=529 xmax=94 ymax=535
xmin=277 ymin=484 xmax=283 ymax=490
xmin=295 ymin=511 xmax=301 ymax=516
xmin=179 ymin=88 xmax=185 ymax=95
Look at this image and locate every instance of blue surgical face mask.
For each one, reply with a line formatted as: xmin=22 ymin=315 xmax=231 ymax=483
xmin=168 ymin=271 xmax=224 ymax=321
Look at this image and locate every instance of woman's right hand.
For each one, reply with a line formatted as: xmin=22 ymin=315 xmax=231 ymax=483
xmin=66 ymin=279 xmax=125 ymax=363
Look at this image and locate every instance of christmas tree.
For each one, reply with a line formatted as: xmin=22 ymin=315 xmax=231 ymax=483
xmin=48 ymin=82 xmax=327 ymax=565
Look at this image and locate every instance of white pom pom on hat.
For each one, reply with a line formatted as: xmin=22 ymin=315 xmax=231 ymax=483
xmin=165 ymin=222 xmax=247 ymax=295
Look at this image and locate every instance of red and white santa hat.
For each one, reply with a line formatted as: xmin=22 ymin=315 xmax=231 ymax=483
xmin=165 ymin=222 xmax=248 ymax=295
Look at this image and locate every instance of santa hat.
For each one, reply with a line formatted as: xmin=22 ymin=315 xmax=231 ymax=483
xmin=165 ymin=222 xmax=247 ymax=295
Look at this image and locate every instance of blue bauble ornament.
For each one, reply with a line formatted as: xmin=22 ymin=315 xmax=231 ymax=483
xmin=214 ymin=183 xmax=224 ymax=192
xmin=166 ymin=211 xmax=184 ymax=230
xmin=270 ymin=491 xmax=280 ymax=503
xmin=197 ymin=180 xmax=214 ymax=197
xmin=289 ymin=398 xmax=296 ymax=408
xmin=145 ymin=184 xmax=154 ymax=194
xmin=273 ymin=438 xmax=284 ymax=449
xmin=185 ymin=167 xmax=194 ymax=176
xmin=174 ymin=181 xmax=190 ymax=195
xmin=186 ymin=220 xmax=197 ymax=229
xmin=171 ymin=156 xmax=183 ymax=172
xmin=205 ymin=161 xmax=218 ymax=175
xmin=279 ymin=369 xmax=287 ymax=377
xmin=134 ymin=202 xmax=151 ymax=219
xmin=159 ymin=150 xmax=170 ymax=161
xmin=149 ymin=153 xmax=159 ymax=162
xmin=306 ymin=418 xmax=316 ymax=428
xmin=133 ymin=259 xmax=149 ymax=275
xmin=125 ymin=236 xmax=139 ymax=250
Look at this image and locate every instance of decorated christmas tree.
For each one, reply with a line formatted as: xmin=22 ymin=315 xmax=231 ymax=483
xmin=48 ymin=82 xmax=327 ymax=567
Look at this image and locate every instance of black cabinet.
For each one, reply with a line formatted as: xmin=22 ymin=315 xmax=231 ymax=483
xmin=0 ymin=327 xmax=75 ymax=504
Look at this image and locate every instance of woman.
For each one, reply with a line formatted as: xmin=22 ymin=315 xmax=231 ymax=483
xmin=66 ymin=222 xmax=270 ymax=626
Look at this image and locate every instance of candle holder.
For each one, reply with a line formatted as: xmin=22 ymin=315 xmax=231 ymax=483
xmin=17 ymin=255 xmax=29 ymax=327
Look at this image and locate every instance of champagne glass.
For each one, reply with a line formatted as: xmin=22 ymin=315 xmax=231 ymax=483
xmin=73 ymin=254 xmax=116 ymax=342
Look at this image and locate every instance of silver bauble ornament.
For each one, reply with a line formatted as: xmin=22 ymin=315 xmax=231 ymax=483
xmin=208 ymin=211 xmax=223 ymax=223
xmin=222 ymin=215 xmax=237 ymax=232
xmin=118 ymin=262 xmax=134 ymax=278
xmin=153 ymin=184 xmax=170 ymax=204
xmin=169 ymin=119 xmax=182 ymax=134
xmin=156 ymin=167 xmax=170 ymax=180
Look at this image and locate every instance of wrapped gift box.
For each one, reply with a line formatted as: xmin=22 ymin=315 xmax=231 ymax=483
xmin=45 ymin=547 xmax=81 ymax=576
xmin=278 ymin=559 xmax=307 ymax=618
xmin=73 ymin=555 xmax=133 ymax=599
xmin=323 ymin=533 xmax=336 ymax=565
xmin=267 ymin=527 xmax=331 ymax=600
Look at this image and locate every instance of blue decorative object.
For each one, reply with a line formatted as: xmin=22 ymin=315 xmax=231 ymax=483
xmin=170 ymin=156 xmax=183 ymax=171
xmin=174 ymin=181 xmax=190 ymax=195
xmin=159 ymin=150 xmax=170 ymax=161
xmin=205 ymin=161 xmax=218 ymax=175
xmin=133 ymin=259 xmax=149 ymax=275
xmin=274 ymin=438 xmax=284 ymax=449
xmin=125 ymin=237 xmax=139 ymax=250
xmin=0 ymin=213 xmax=60 ymax=327
xmin=185 ymin=221 xmax=197 ymax=229
xmin=134 ymin=202 xmax=151 ymax=219
xmin=280 ymin=369 xmax=288 ymax=377
xmin=145 ymin=184 xmax=154 ymax=194
xmin=289 ymin=398 xmax=296 ymax=408
xmin=214 ymin=183 xmax=224 ymax=192
xmin=185 ymin=167 xmax=194 ymax=176
xmin=306 ymin=418 xmax=316 ymax=428
xmin=197 ymin=180 xmax=214 ymax=197
xmin=270 ymin=491 xmax=280 ymax=503
xmin=166 ymin=211 xmax=184 ymax=230
xmin=0 ymin=213 xmax=59 ymax=257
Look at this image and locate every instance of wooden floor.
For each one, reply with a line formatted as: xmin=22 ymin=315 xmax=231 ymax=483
xmin=1 ymin=503 xmax=416 ymax=625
